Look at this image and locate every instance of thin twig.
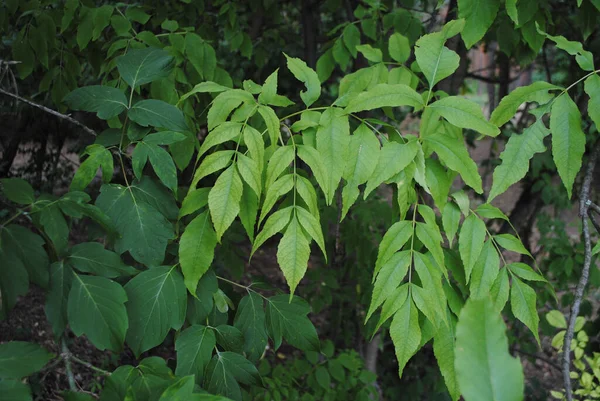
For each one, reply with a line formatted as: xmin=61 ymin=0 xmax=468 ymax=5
xmin=563 ymin=141 xmax=600 ymax=401
xmin=588 ymin=210 xmax=600 ymax=235
xmin=69 ymin=355 xmax=111 ymax=376
xmin=61 ymin=339 xmax=76 ymax=391
xmin=0 ymin=87 xmax=96 ymax=137
xmin=588 ymin=202 xmax=600 ymax=215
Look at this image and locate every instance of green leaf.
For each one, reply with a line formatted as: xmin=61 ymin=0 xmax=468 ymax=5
xmin=192 ymin=151 xmax=235 ymax=189
xmin=546 ymin=310 xmax=567 ymax=329
xmin=510 ymin=276 xmax=540 ymax=345
xmin=45 ymin=261 xmax=74 ymax=336
xmin=390 ymin=296 xmax=421 ymax=377
xmin=258 ymin=69 xmax=294 ymax=107
xmin=209 ymin=165 xmax=244 ymax=241
xmin=179 ymin=81 xmax=230 ymax=104
xmin=257 ymin=105 xmax=280 ymax=146
xmin=469 ymin=241 xmax=500 ymax=299
xmin=252 ymin=206 xmax=293 ymax=255
xmin=259 ymin=174 xmax=294 ymax=225
xmin=233 ymin=292 xmax=268 ymax=363
xmin=125 ymin=265 xmax=186 ymax=356
xmin=434 ymin=317 xmax=460 ymax=401
xmin=490 ymin=81 xmax=560 ymax=126
xmin=143 ymin=131 xmax=187 ymax=146
xmin=506 ymin=0 xmax=519 ymax=24
xmin=538 ymin=29 xmax=594 ymax=71
xmin=175 ymin=325 xmax=215 ymax=384
xmin=550 ymin=94 xmax=585 ymax=198
xmin=356 ymin=44 xmax=383 ymax=63
xmin=459 ymin=214 xmax=487 ymax=283
xmin=375 ymin=221 xmax=413 ymax=276
xmin=116 ymin=47 xmax=174 ymax=88
xmin=344 ymin=84 xmax=423 ymax=114
xmin=584 ymin=74 xmax=600 ymax=129
xmin=179 ymin=188 xmax=210 ymax=219
xmin=0 ymin=178 xmax=34 ymax=205
xmin=342 ymin=24 xmax=361 ymax=58
xmin=68 ymin=274 xmax=128 ymax=352
xmin=185 ymin=33 xmax=217 ymax=80
xmin=366 ymin=251 xmax=411 ymax=322
xmin=0 ymin=379 xmax=32 ymax=400
xmin=71 ymin=144 xmax=114 ymax=192
xmin=458 ymin=0 xmax=500 ymax=48
xmin=204 ymin=352 xmax=261 ymax=401
xmin=475 ymin=204 xmax=509 ymax=221
xmin=133 ymin=142 xmax=178 ymax=192
xmin=265 ymin=295 xmax=319 ymax=351
xmin=364 ymin=140 xmax=419 ymax=198
xmin=213 ymin=325 xmax=244 ymax=353
xmin=507 ymin=263 xmax=546 ymax=282
xmin=179 ymin=211 xmax=217 ymax=294
xmin=375 ymin=284 xmax=409 ymax=332
xmin=92 ymin=5 xmax=113 ymax=40
xmin=442 ymin=203 xmax=461 ymax=247
xmin=129 ymin=99 xmax=188 ymax=132
xmin=389 ymin=33 xmax=411 ymax=63
xmin=284 ymin=53 xmax=321 ymax=107
xmin=488 ymin=120 xmax=549 ymax=201
xmin=277 ymin=214 xmax=311 ymax=295
xmin=425 ymin=158 xmax=453 ymax=209
xmin=316 ymin=107 xmax=350 ymax=204
xmin=0 ymin=225 xmax=49 ymax=289
xmin=296 ymin=175 xmax=320 ymax=219
xmin=455 ymin=298 xmax=524 ymax=401
xmin=63 ymin=86 xmax=128 ymax=119
xmin=295 ymin=206 xmax=326 ymax=259
xmin=489 ymin=267 xmax=510 ymax=313
xmin=493 ymin=234 xmax=532 ymax=257
xmin=207 ymin=90 xmax=255 ymax=131
xmin=0 ymin=342 xmax=54 ymax=379
xmin=315 ymin=366 xmax=331 ymax=389
xmin=158 ymin=376 xmax=194 ymax=401
xmin=428 ymin=97 xmax=500 ymax=137
xmin=296 ymin=145 xmax=328 ymax=201
xmin=265 ymin=146 xmax=294 ymax=190
xmin=68 ymin=242 xmax=136 ymax=278
xmin=96 ymin=184 xmax=174 ymax=266
xmin=236 ymin=153 xmax=262 ymax=198
xmin=424 ymin=133 xmax=483 ymax=193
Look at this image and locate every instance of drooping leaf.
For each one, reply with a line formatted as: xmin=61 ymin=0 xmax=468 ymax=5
xmin=124 ymin=265 xmax=187 ymax=356
xmin=259 ymin=174 xmax=294 ymax=225
xmin=252 ymin=206 xmax=293 ymax=255
xmin=434 ymin=316 xmax=460 ymax=401
xmin=428 ymin=97 xmax=500 ymax=137
xmin=389 ymin=33 xmax=411 ymax=63
xmin=236 ymin=153 xmax=262 ymax=199
xmin=63 ymin=85 xmax=128 ymax=119
xmin=1 ymin=224 xmax=50 ymax=288
xmin=584 ymin=74 xmax=600 ymax=129
xmin=295 ymin=206 xmax=326 ymax=259
xmin=116 ymin=47 xmax=174 ymax=88
xmin=489 ymin=267 xmax=510 ymax=313
xmin=390 ymin=296 xmax=421 ymax=377
xmin=550 ymin=94 xmax=585 ymax=198
xmin=175 ymin=325 xmax=216 ymax=384
xmin=425 ymin=158 xmax=453 ymax=210
xmin=71 ymin=144 xmax=114 ymax=192
xmin=67 ymin=242 xmax=137 ymax=278
xmin=510 ymin=275 xmax=540 ymax=344
xmin=469 ymin=241 xmax=500 ymax=299
xmin=179 ymin=211 xmax=218 ymax=294
xmin=0 ymin=342 xmax=54 ymax=379
xmin=375 ymin=221 xmax=413 ymax=276
xmin=458 ymin=214 xmax=487 ymax=284
xmin=207 ymin=90 xmax=255 ymax=131
xmin=233 ymin=292 xmax=268 ymax=363
xmin=366 ymin=251 xmax=411 ymax=322
xmin=344 ymin=84 xmax=423 ymax=113
xmin=458 ymin=0 xmax=501 ymax=48
xmin=276 ymin=214 xmax=311 ymax=295
xmin=364 ymin=140 xmax=419 ymax=198
xmin=185 ymin=33 xmax=217 ymax=80
xmin=356 ymin=44 xmax=383 ymax=62
xmin=68 ymin=274 xmax=128 ymax=352
xmin=157 ymin=375 xmax=195 ymax=401
xmin=129 ymin=99 xmax=188 ymax=132
xmin=265 ymin=295 xmax=319 ymax=351
xmin=0 ymin=178 xmax=35 ymax=205
xmin=45 ymin=261 xmax=74 ymax=336
xmin=208 ymin=165 xmax=243 ymax=241
xmin=490 ymin=81 xmax=560 ymax=126
xmin=538 ymin=29 xmax=595 ymax=71
xmin=133 ymin=142 xmax=178 ymax=192
xmin=507 ymin=263 xmax=546 ymax=282
xmin=284 ymin=53 xmax=321 ymax=107
xmin=455 ymin=298 xmax=524 ymax=401
xmin=213 ymin=325 xmax=244 ymax=353
xmin=258 ymin=69 xmax=294 ymax=107
xmin=179 ymin=188 xmax=210 ymax=219
xmin=204 ymin=352 xmax=261 ymax=401
xmin=442 ymin=202 xmax=461 ymax=247
xmin=493 ymin=234 xmax=532 ymax=257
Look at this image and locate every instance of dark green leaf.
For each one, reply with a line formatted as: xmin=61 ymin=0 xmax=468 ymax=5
xmin=175 ymin=325 xmax=215 ymax=384
xmin=129 ymin=99 xmax=188 ymax=132
xmin=63 ymin=86 xmax=128 ymax=119
xmin=116 ymin=47 xmax=174 ymax=88
xmin=0 ymin=342 xmax=54 ymax=379
xmin=0 ymin=178 xmax=34 ymax=204
xmin=265 ymin=295 xmax=319 ymax=352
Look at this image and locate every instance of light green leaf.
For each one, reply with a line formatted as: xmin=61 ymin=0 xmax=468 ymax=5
xmin=185 ymin=33 xmax=217 ymax=80
xmin=455 ymin=297 xmax=524 ymax=401
xmin=510 ymin=276 xmax=540 ymax=344
xmin=68 ymin=242 xmax=136 ymax=278
xmin=233 ymin=292 xmax=268 ymax=362
xmin=259 ymin=174 xmax=294 ymax=225
xmin=116 ymin=47 xmax=174 ymax=88
xmin=469 ymin=241 xmax=500 ymax=299
xmin=546 ymin=310 xmax=567 ymax=329
xmin=296 ymin=145 xmax=329 ymax=201
xmin=458 ymin=0 xmax=501 ymax=48
xmin=175 ymin=325 xmax=215 ymax=384
xmin=389 ymin=33 xmax=411 ymax=63
xmin=125 ymin=265 xmax=186 ymax=356
xmin=424 ymin=133 xmax=483 ymax=193
xmin=277 ymin=215 xmax=311 ymax=295
xmin=489 ymin=267 xmax=510 ymax=313
xmin=507 ymin=263 xmax=546 ymax=282
xmin=390 ymin=296 xmax=421 ymax=377
xmin=243 ymin=125 xmax=265 ymax=172
xmin=434 ymin=316 xmax=460 ymax=401
xmin=442 ymin=202 xmax=461 ymax=247
xmin=179 ymin=188 xmax=210 ymax=219
xmin=459 ymin=214 xmax=487 ymax=283
xmin=236 ymin=153 xmax=262 ymax=199
xmin=550 ymin=94 xmax=585 ymax=199
xmin=451 ymin=191 xmax=471 ymax=216
xmin=252 ymin=206 xmax=293 ymax=255
xmin=284 ymin=53 xmax=321 ymax=107
xmin=428 ymin=97 xmax=500 ymax=137
xmin=538 ymin=29 xmax=594 ymax=71
xmin=129 ymin=99 xmax=188 ymax=132
xmin=342 ymin=24 xmax=361 ymax=57
xmin=239 ymin=181 xmax=259 ymax=241
xmin=0 ymin=178 xmax=34 ymax=205
xmin=506 ymin=0 xmax=519 ymax=24
xmin=296 ymin=175 xmax=320 ymax=218
xmin=415 ymin=223 xmax=446 ymax=272
xmin=258 ymin=70 xmax=294 ymax=107
xmin=63 ymin=86 xmax=127 ymax=119
xmin=179 ymin=211 xmax=217 ymax=294
xmin=375 ymin=221 xmax=413 ymax=276
xmin=356 ymin=44 xmax=383 ymax=63
xmin=68 ymin=274 xmax=128 ymax=351
xmin=584 ymin=74 xmax=600 ymax=129
xmin=207 ymin=90 xmax=255 ymax=131
xmin=374 ymin=284 xmax=409 ymax=332
xmin=365 ymin=140 xmax=419 ymax=198
xmin=344 ymin=84 xmax=423 ymax=114
xmin=266 ymin=295 xmax=319 ymax=351
xmin=475 ymin=204 xmax=509 ymax=221
xmin=208 ymin=165 xmax=243 ymax=241
xmin=295 ymin=206 xmax=326 ymax=259
xmin=490 ymin=81 xmax=560 ymax=126
xmin=179 ymin=81 xmax=229 ymax=104
xmin=493 ymin=234 xmax=532 ymax=256
xmin=425 ymin=158 xmax=453 ymax=209
xmin=257 ymin=106 xmax=280 ymax=146
xmin=133 ymin=142 xmax=178 ymax=192
xmin=488 ymin=120 xmax=549 ymax=201
xmin=0 ymin=342 xmax=54 ymax=379
xmin=366 ymin=251 xmax=411 ymax=322
xmin=265 ymin=146 xmax=294 ymax=190
xmin=71 ymin=144 xmax=114 ymax=192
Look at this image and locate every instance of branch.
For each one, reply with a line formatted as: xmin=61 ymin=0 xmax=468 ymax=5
xmin=589 ymin=210 xmax=600 ymax=235
xmin=563 ymin=140 xmax=600 ymax=401
xmin=0 ymin=87 xmax=96 ymax=137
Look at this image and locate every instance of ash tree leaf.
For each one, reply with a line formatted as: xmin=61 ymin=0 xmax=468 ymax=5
xmin=204 ymin=352 xmax=261 ymax=401
xmin=197 ymin=122 xmax=244 ymax=160
xmin=510 ymin=275 xmax=540 ymax=345
xmin=434 ymin=316 xmax=460 ymax=401
xmin=458 ymin=0 xmax=501 ymax=48
xmin=179 ymin=188 xmax=210 ymax=219
xmin=343 ymin=23 xmax=361 ymax=57
xmin=38 ymin=203 xmax=69 ymax=254
xmin=475 ymin=204 xmax=509 ymax=221
xmin=0 ymin=245 xmax=29 ymax=320
xmin=415 ymin=222 xmax=446 ymax=275
xmin=185 ymin=33 xmax=217 ymax=80
xmin=424 ymin=133 xmax=483 ymax=193
xmin=233 ymin=292 xmax=268 ymax=363
xmin=546 ymin=310 xmax=567 ymax=329
xmin=265 ymin=146 xmax=295 ymax=190
xmin=96 ymin=184 xmax=174 ymax=267
xmin=356 ymin=44 xmax=383 ymax=62
xmin=1 ymin=225 xmax=49 ymax=288
xmin=296 ymin=145 xmax=329 ymax=201
xmin=207 ymin=90 xmax=255 ymax=131
xmin=442 ymin=202 xmax=461 ymax=247
xmin=143 ymin=131 xmax=188 ymax=146
xmin=45 ymin=261 xmax=74 ymax=336
xmin=455 ymin=297 xmax=524 ymax=401
xmin=493 ymin=234 xmax=532 ymax=256
xmin=295 ymin=206 xmax=326 ymax=259
xmin=284 ymin=53 xmax=321 ymax=107
xmin=389 ymin=33 xmax=411 ymax=63
xmin=550 ymin=94 xmax=585 ymax=199
xmin=68 ymin=274 xmax=128 ymax=352
xmin=344 ymin=84 xmax=423 ymax=114
xmin=179 ymin=211 xmax=217 ymax=294
xmin=158 ymin=375 xmax=195 ymax=401
xmin=192 ymin=151 xmax=235 ymax=189
xmin=0 ymin=380 xmax=32 ymax=401
xmin=277 ymin=214 xmax=311 ymax=295
xmin=316 ymin=107 xmax=350 ymax=205
xmin=129 ymin=99 xmax=188 ymax=132
xmin=116 ymin=47 xmax=174 ymax=88
xmin=507 ymin=263 xmax=546 ymax=282
xmin=538 ymin=29 xmax=595 ymax=71
xmin=175 ymin=325 xmax=216 ymax=384
xmin=366 ymin=251 xmax=411 ymax=322
xmin=132 ymin=142 xmax=178 ymax=192
xmin=124 ymin=265 xmax=187 ymax=356
xmin=236 ymin=153 xmax=262 ymax=199
xmin=425 ymin=158 xmax=453 ymax=209
xmin=71 ymin=144 xmax=114 ymax=192
xmin=265 ymin=295 xmax=319 ymax=351
xmin=179 ymin=81 xmax=230 ymax=104
xmin=0 ymin=341 xmax=54 ymax=379
xmin=364 ymin=140 xmax=419 ymax=198
xmin=375 ymin=284 xmax=409 ymax=332
xmin=488 ymin=119 xmax=549 ymax=201
xmin=375 ymin=221 xmax=413 ymax=276
xmin=490 ymin=267 xmax=510 ymax=313
xmin=252 ymin=206 xmax=293 ymax=255
xmin=428 ymin=97 xmax=500 ymax=137
xmin=490 ymin=81 xmax=561 ymax=126
xmin=68 ymin=242 xmax=137 ymax=278
xmin=469 ymin=241 xmax=500 ymax=299
xmin=208 ymin=165 xmax=244 ymax=241
xmin=506 ymin=0 xmax=519 ymax=24
xmin=259 ymin=174 xmax=294 ymax=225
xmin=239 ymin=182 xmax=259 ymax=242
xmin=459 ymin=214 xmax=487 ymax=283
xmin=258 ymin=69 xmax=294 ymax=107
xmin=390 ymin=296 xmax=421 ymax=377
xmin=63 ymin=86 xmax=128 ymax=119
xmin=584 ymin=74 xmax=600 ymax=129
xmin=0 ymin=178 xmax=34 ymax=205
xmin=213 ymin=325 xmax=244 ymax=353
xmin=257 ymin=105 xmax=280 ymax=146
